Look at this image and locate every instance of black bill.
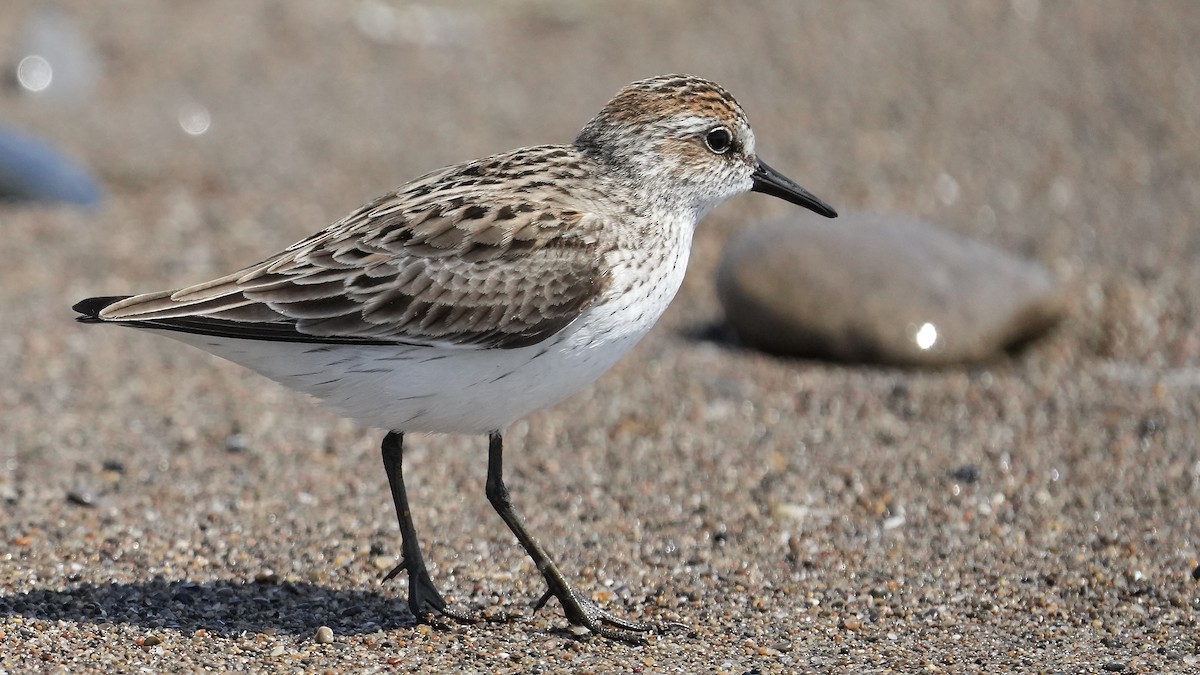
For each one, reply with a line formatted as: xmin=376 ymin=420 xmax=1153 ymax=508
xmin=751 ymin=158 xmax=837 ymax=218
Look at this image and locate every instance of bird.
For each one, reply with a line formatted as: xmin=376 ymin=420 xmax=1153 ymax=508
xmin=73 ymin=74 xmax=836 ymax=641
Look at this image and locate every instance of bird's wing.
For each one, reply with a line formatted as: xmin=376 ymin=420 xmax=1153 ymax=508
xmin=92 ymin=165 xmax=612 ymax=350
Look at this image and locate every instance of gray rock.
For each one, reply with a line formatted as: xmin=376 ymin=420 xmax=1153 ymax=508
xmin=716 ymin=213 xmax=1066 ymax=366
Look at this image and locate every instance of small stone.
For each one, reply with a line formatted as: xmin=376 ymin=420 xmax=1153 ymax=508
xmin=66 ymin=487 xmax=97 ymax=507
xmin=314 ymin=626 xmax=334 ymax=644
xmin=224 ymin=432 xmax=247 ymax=453
xmin=1191 ymin=563 xmax=1200 ymax=581
xmin=254 ymin=570 xmax=279 ymax=584
xmin=949 ymin=465 xmax=980 ymax=484
xmin=142 ymin=635 xmax=162 ymax=646
xmin=270 ymin=645 xmax=285 ymax=657
xmin=1102 ymin=662 xmax=1127 ymax=672
xmin=716 ymin=213 xmax=1066 ymax=365
xmin=100 ymin=459 xmax=126 ymax=474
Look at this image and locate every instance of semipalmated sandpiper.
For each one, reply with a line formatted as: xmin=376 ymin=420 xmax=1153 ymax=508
xmin=74 ymin=74 xmax=836 ymax=641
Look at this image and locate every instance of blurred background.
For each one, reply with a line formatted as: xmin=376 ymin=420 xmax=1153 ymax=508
xmin=1 ymin=1 xmax=1198 ymax=671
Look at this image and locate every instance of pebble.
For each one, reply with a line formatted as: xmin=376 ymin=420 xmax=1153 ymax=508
xmin=716 ymin=213 xmax=1066 ymax=365
xmin=314 ymin=626 xmax=334 ymax=644
xmin=65 ymin=486 xmax=97 ymax=507
xmin=254 ymin=570 xmax=279 ymax=584
xmin=100 ymin=459 xmax=126 ymax=474
xmin=949 ymin=465 xmax=980 ymax=484
xmin=224 ymin=432 xmax=248 ymax=453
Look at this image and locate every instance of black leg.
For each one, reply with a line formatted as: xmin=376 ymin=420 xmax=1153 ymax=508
xmin=380 ymin=431 xmax=470 ymax=622
xmin=484 ymin=431 xmax=650 ymax=642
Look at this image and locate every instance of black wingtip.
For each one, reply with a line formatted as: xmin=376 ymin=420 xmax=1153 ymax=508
xmin=73 ymin=296 xmax=130 ymax=322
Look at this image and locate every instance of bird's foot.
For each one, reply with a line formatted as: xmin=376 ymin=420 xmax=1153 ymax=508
xmin=532 ymin=577 xmax=651 ymax=644
xmin=382 ymin=557 xmax=474 ymax=624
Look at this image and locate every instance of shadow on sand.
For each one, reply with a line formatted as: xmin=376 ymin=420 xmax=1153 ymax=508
xmin=0 ymin=577 xmax=424 ymax=637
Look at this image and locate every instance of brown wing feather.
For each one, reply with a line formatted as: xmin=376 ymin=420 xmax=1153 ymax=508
xmin=99 ymin=152 xmax=613 ymax=349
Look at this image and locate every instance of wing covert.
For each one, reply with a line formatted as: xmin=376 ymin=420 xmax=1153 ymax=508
xmin=99 ymin=174 xmax=613 ymax=349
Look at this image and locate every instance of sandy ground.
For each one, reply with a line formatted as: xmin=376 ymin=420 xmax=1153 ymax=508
xmin=2 ymin=1 xmax=1198 ymax=672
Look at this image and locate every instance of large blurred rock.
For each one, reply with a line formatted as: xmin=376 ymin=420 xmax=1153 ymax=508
xmin=716 ymin=213 xmax=1066 ymax=366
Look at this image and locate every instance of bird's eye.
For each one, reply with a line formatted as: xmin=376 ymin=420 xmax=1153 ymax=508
xmin=704 ymin=127 xmax=733 ymax=154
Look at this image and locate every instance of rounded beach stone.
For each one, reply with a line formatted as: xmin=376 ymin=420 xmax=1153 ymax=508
xmin=716 ymin=213 xmax=1066 ymax=365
